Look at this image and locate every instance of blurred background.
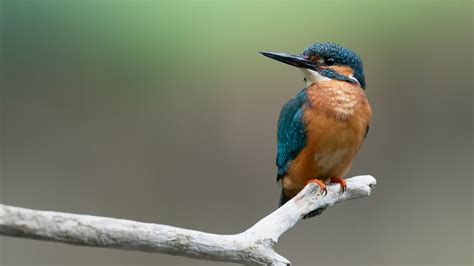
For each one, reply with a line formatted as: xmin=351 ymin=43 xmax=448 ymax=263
xmin=0 ymin=0 xmax=472 ymax=265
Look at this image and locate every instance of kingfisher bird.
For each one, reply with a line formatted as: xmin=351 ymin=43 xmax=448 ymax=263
xmin=261 ymin=42 xmax=372 ymax=217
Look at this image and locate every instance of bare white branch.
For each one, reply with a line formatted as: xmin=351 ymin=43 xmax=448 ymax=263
xmin=0 ymin=175 xmax=376 ymax=265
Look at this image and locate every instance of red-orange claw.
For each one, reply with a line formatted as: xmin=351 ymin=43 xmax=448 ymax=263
xmin=330 ymin=176 xmax=347 ymax=193
xmin=307 ymin=179 xmax=327 ymax=196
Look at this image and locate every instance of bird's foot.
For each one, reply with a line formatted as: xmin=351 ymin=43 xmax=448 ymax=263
xmin=307 ymin=179 xmax=327 ymax=196
xmin=330 ymin=176 xmax=347 ymax=193
xmin=303 ymin=179 xmax=327 ymax=219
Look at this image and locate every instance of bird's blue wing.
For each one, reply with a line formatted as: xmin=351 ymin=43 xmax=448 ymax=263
xmin=276 ymin=89 xmax=308 ymax=181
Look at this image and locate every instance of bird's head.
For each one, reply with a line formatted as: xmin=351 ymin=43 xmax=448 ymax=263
xmin=261 ymin=42 xmax=365 ymax=89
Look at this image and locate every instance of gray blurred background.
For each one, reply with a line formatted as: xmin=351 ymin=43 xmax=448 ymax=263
xmin=0 ymin=0 xmax=472 ymax=265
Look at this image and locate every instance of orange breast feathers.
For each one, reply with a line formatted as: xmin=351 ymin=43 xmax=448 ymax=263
xmin=282 ymin=81 xmax=372 ymax=197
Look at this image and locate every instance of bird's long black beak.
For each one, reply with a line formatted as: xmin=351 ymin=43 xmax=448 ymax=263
xmin=260 ymin=51 xmax=316 ymax=69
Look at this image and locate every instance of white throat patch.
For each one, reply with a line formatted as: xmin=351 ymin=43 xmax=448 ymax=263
xmin=300 ymin=68 xmax=331 ymax=87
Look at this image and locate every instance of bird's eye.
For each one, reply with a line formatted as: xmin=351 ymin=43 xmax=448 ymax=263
xmin=325 ymin=58 xmax=335 ymax=66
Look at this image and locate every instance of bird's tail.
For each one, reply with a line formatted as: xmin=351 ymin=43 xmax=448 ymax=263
xmin=278 ymin=189 xmax=291 ymax=207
